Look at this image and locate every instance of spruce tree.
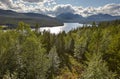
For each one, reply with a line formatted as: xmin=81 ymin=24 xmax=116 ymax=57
xmin=81 ymin=52 xmax=115 ymax=79
xmin=48 ymin=46 xmax=60 ymax=79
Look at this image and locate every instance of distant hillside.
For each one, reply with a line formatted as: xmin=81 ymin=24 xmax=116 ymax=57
xmin=86 ymin=13 xmax=120 ymax=22
xmin=56 ymin=13 xmax=120 ymax=23
xmin=0 ymin=9 xmax=120 ymax=27
xmin=56 ymin=13 xmax=85 ymax=23
xmin=0 ymin=9 xmax=63 ymax=27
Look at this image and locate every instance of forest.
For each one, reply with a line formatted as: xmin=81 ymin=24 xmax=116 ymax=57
xmin=0 ymin=20 xmax=120 ymax=79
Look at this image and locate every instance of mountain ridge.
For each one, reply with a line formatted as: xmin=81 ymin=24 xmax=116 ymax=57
xmin=0 ymin=9 xmax=63 ymax=27
xmin=56 ymin=12 xmax=120 ymax=23
xmin=0 ymin=9 xmax=120 ymax=27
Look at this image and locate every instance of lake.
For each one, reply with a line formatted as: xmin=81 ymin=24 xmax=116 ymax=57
xmin=39 ymin=23 xmax=84 ymax=34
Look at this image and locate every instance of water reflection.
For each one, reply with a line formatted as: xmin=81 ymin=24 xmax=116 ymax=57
xmin=40 ymin=23 xmax=83 ymax=34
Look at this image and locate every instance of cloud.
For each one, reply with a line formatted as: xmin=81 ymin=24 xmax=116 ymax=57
xmin=0 ymin=2 xmax=7 ymax=9
xmin=22 ymin=0 xmax=43 ymax=3
xmin=73 ymin=3 xmax=120 ymax=17
xmin=46 ymin=4 xmax=75 ymax=16
xmin=0 ymin=0 xmax=120 ymax=17
xmin=97 ymin=4 xmax=120 ymax=16
xmin=0 ymin=0 xmax=13 ymax=8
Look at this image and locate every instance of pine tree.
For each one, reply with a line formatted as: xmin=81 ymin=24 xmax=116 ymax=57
xmin=18 ymin=36 xmax=50 ymax=79
xmin=81 ymin=52 xmax=115 ymax=79
xmin=48 ymin=46 xmax=60 ymax=79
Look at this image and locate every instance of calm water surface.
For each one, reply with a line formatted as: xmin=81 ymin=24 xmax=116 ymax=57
xmin=39 ymin=23 xmax=84 ymax=34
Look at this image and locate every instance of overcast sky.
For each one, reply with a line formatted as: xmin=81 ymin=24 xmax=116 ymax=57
xmin=0 ymin=0 xmax=120 ymax=17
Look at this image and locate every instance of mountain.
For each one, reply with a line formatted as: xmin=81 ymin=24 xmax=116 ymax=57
xmin=56 ymin=13 xmax=85 ymax=23
xmin=0 ymin=9 xmax=120 ymax=27
xmin=0 ymin=9 xmax=63 ymax=27
xmin=86 ymin=13 xmax=120 ymax=22
xmin=0 ymin=9 xmax=19 ymax=16
xmin=56 ymin=13 xmax=120 ymax=23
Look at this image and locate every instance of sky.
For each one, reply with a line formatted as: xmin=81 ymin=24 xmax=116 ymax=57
xmin=56 ymin=0 xmax=120 ymax=7
xmin=0 ymin=0 xmax=120 ymax=17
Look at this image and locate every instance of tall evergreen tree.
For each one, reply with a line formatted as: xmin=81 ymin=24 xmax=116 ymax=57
xmin=48 ymin=46 xmax=60 ymax=79
xmin=82 ymin=52 xmax=115 ymax=79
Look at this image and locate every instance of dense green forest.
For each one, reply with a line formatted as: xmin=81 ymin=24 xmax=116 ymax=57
xmin=0 ymin=20 xmax=120 ymax=79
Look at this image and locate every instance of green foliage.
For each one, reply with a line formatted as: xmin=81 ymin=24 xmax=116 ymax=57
xmin=48 ymin=46 xmax=60 ymax=79
xmin=17 ymin=21 xmax=31 ymax=35
xmin=0 ymin=20 xmax=120 ymax=79
xmin=82 ymin=52 xmax=115 ymax=79
xmin=65 ymin=35 xmax=75 ymax=55
xmin=105 ymin=30 xmax=120 ymax=76
xmin=92 ymin=21 xmax=97 ymax=27
xmin=0 ymin=31 xmax=18 ymax=78
xmin=35 ymin=24 xmax=40 ymax=33
xmin=41 ymin=31 xmax=51 ymax=53
xmin=0 ymin=26 xmax=3 ymax=30
xmin=74 ymin=28 xmax=91 ymax=61
xmin=18 ymin=36 xmax=50 ymax=79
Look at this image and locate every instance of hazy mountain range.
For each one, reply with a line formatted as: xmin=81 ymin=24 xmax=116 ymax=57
xmin=56 ymin=13 xmax=120 ymax=23
xmin=0 ymin=9 xmax=63 ymax=27
xmin=0 ymin=9 xmax=120 ymax=27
